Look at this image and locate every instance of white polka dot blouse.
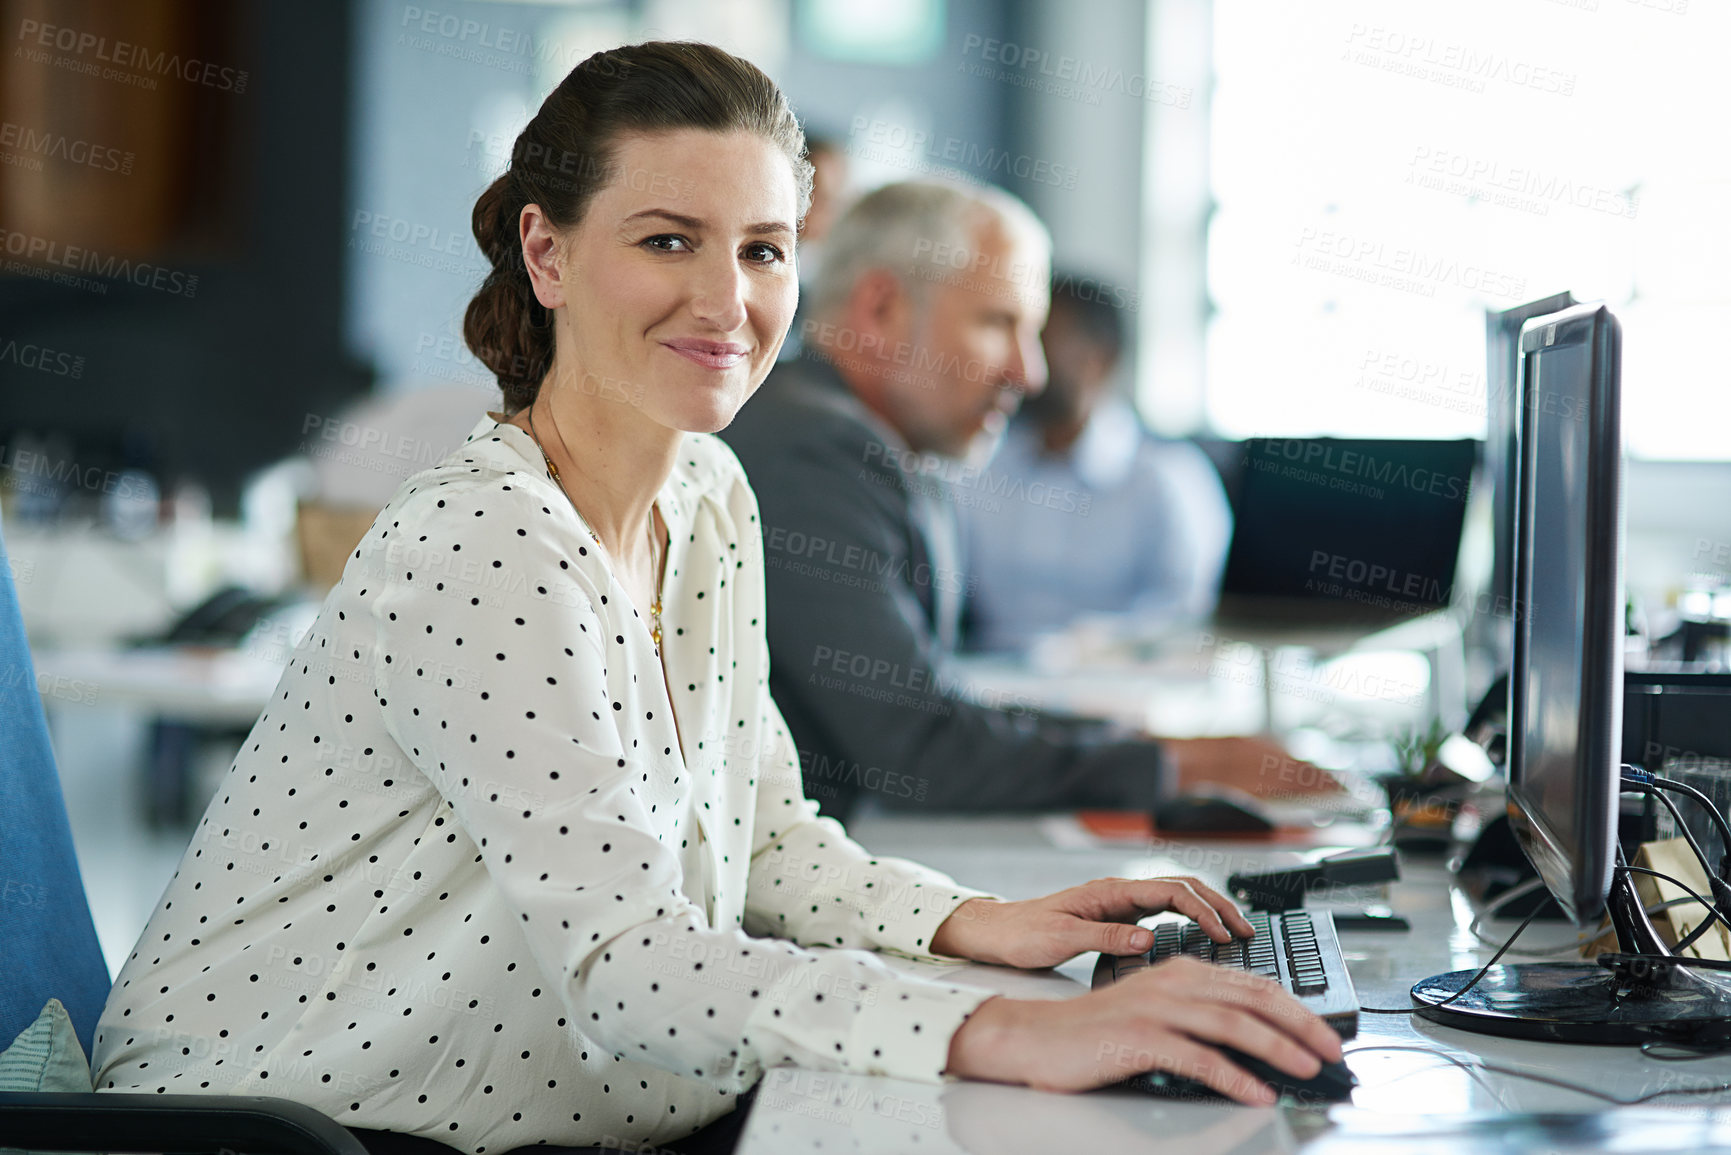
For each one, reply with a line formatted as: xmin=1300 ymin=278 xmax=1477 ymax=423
xmin=92 ymin=417 xmax=997 ymax=1153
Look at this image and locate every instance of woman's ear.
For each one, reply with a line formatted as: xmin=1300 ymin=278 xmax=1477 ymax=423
xmin=520 ymin=204 xmax=566 ymax=311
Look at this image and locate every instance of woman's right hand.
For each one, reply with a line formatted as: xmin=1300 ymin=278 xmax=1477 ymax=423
xmin=943 ymin=957 xmax=1343 ymax=1105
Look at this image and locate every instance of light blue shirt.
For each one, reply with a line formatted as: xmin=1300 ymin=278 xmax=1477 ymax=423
xmin=960 ymin=399 xmax=1233 ymax=653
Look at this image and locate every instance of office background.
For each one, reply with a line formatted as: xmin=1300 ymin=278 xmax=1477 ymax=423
xmin=1 ymin=0 xmax=1728 ymax=975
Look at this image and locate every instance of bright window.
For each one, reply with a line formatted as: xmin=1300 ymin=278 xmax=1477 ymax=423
xmin=1198 ymin=0 xmax=1731 ymax=458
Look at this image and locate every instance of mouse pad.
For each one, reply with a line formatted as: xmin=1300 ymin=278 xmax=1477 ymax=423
xmin=1077 ymin=810 xmax=1299 ymax=842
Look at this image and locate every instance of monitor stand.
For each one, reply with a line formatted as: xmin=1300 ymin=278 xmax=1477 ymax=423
xmin=1411 ymin=867 xmax=1731 ymax=1045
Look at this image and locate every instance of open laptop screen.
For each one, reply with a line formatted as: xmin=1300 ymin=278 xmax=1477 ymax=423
xmin=1219 ymin=438 xmax=1479 ymax=621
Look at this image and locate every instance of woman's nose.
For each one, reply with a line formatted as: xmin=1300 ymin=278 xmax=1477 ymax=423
xmin=687 ymin=253 xmax=749 ymax=331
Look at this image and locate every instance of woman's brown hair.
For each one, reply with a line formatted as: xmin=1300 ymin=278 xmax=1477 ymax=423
xmin=463 ymin=41 xmax=812 ymax=413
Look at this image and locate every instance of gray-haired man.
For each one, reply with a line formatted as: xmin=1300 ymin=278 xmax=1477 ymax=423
xmin=722 ymin=179 xmax=1295 ymax=818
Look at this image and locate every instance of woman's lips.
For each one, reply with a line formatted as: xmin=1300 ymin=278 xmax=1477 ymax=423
xmin=662 ymin=338 xmax=749 ymax=371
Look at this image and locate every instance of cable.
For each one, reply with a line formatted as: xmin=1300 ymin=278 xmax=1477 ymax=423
xmin=1616 ymin=781 xmax=1731 ymax=954
xmin=1358 ymin=901 xmax=1548 ymax=1014
xmin=1464 ymin=879 xmax=1586 ymax=957
xmin=1640 ymin=1040 xmax=1731 ymax=1061
xmin=1630 ymin=787 xmax=1723 ymax=953
xmin=1617 ymin=865 xmax=1731 ymax=942
xmin=1651 ymin=772 xmax=1731 ymax=880
xmin=1342 ymin=1043 xmax=1731 ymax=1104
xmin=1479 ymin=876 xmax=1545 ymax=918
xmin=1596 ymin=951 xmax=1731 ymax=974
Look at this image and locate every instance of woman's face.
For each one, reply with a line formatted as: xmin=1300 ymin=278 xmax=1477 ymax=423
xmin=528 ymin=128 xmax=800 ymax=435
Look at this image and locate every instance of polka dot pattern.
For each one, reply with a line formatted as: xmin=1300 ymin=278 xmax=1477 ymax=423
xmin=91 ymin=416 xmax=995 ymax=1153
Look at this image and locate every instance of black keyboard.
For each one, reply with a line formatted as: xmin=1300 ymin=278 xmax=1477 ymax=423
xmin=1091 ymin=909 xmax=1359 ymax=1040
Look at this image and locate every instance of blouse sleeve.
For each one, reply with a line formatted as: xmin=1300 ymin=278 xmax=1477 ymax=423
xmin=744 ymin=692 xmax=1002 ymax=960
xmin=371 ymin=480 xmax=995 ymax=1090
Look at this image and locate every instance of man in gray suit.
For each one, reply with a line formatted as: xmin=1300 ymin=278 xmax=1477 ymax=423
xmin=723 ymin=180 xmax=1296 ymax=818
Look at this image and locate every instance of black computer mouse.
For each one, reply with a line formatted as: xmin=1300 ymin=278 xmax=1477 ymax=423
xmin=1123 ymin=1047 xmax=1356 ymax=1105
xmin=1228 ymin=1048 xmax=1357 ymax=1105
xmin=1153 ymin=785 xmax=1276 ymax=834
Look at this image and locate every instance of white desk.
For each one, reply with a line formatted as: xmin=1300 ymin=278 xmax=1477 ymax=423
xmin=33 ymin=643 xmax=285 ymax=728
xmin=736 ymin=815 xmax=1731 ymax=1154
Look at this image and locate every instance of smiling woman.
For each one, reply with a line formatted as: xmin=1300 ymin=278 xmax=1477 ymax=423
xmin=89 ymin=41 xmax=1339 ymax=1155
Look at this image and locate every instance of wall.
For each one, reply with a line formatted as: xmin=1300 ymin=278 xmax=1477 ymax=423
xmin=0 ymin=0 xmax=371 ymax=515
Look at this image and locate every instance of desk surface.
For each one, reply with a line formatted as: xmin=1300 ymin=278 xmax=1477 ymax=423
xmin=735 ymin=815 xmax=1731 ymax=1154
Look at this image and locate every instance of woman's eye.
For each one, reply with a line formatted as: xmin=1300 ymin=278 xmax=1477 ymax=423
xmin=743 ymin=242 xmax=786 ymax=264
xmin=642 ymin=234 xmax=691 ymax=252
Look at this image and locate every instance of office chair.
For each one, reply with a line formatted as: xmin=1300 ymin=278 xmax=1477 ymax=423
xmin=0 ymin=519 xmax=367 ymax=1155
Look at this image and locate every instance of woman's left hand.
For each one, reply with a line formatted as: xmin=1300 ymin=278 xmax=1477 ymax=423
xmin=928 ymin=876 xmax=1253 ymax=969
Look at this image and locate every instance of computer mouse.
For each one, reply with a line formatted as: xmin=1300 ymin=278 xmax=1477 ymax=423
xmin=1228 ymin=1048 xmax=1357 ymax=1105
xmin=1153 ymin=785 xmax=1276 ymax=834
xmin=1122 ymin=1047 xmax=1356 ymax=1105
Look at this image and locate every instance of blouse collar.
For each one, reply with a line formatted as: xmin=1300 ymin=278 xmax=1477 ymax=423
xmin=466 ymin=412 xmax=698 ymax=538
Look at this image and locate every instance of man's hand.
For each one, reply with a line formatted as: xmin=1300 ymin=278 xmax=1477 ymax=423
xmin=928 ymin=876 xmax=1252 ymax=969
xmin=1162 ymin=735 xmax=1339 ymax=797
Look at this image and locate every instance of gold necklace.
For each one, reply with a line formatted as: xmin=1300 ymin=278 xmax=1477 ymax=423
xmin=524 ymin=402 xmax=665 ymax=652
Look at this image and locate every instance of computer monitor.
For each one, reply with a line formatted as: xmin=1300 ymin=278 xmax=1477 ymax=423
xmin=1482 ymin=292 xmax=1576 ymax=668
xmin=1412 ymin=302 xmax=1731 ymax=1043
xmin=1505 ymin=303 xmax=1624 ymax=928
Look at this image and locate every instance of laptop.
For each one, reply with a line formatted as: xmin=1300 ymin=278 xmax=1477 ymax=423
xmin=1214 ymin=438 xmax=1479 ymax=632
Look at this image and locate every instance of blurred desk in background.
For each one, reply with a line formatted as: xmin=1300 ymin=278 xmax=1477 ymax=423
xmin=736 ymin=813 xmax=1731 ymax=1154
xmin=33 ymin=643 xmax=282 ymax=728
xmin=34 ymin=640 xmax=293 ymax=827
xmin=951 ymin=611 xmax=1464 ymax=773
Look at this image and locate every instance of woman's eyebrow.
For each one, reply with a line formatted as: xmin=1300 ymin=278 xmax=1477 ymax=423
xmin=622 ymin=209 xmax=794 ymax=236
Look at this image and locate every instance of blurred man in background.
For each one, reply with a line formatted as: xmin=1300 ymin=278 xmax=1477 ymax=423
xmin=960 ymin=274 xmax=1232 ymax=654
xmin=724 ymin=179 xmax=1304 ymax=819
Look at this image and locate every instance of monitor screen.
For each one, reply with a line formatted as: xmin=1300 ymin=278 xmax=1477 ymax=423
xmin=1506 ymin=304 xmax=1623 ymax=926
